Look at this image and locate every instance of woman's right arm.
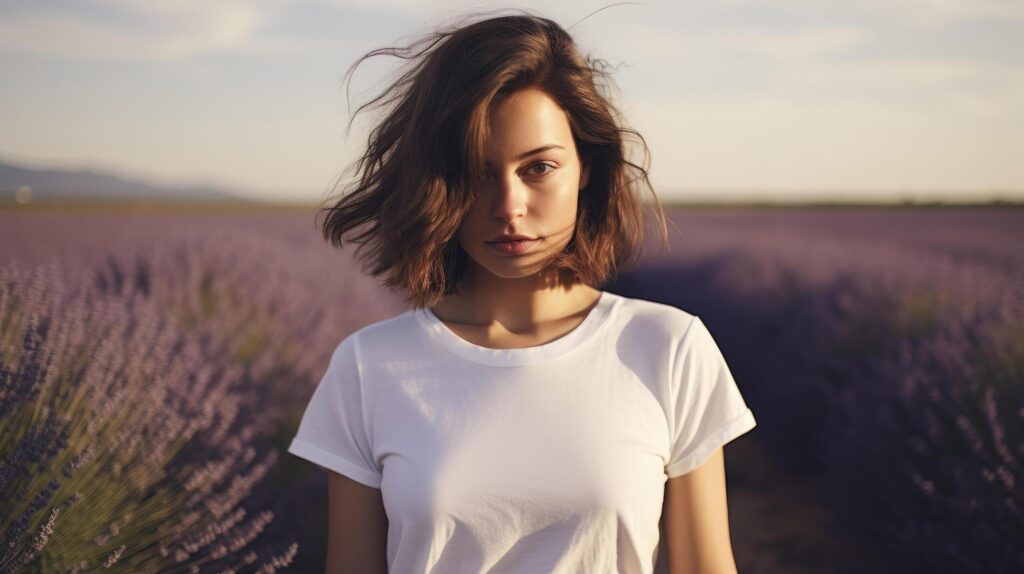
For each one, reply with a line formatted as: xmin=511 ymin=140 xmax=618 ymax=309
xmin=326 ymin=470 xmax=389 ymax=574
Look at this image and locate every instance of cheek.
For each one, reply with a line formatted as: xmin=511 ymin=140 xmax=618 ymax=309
xmin=456 ymin=205 xmax=485 ymax=242
xmin=539 ymin=184 xmax=578 ymax=217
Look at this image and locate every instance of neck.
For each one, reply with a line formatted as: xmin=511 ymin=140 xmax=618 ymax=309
xmin=432 ymin=264 xmax=601 ymax=330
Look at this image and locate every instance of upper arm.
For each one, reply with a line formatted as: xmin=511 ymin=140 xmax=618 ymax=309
xmin=286 ymin=335 xmax=389 ymax=571
xmin=657 ymin=315 xmax=754 ymax=573
xmin=660 ymin=447 xmax=738 ymax=574
xmin=326 ymin=470 xmax=389 ymax=574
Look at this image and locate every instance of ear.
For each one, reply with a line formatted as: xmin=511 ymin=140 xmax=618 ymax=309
xmin=579 ymin=156 xmax=591 ymax=191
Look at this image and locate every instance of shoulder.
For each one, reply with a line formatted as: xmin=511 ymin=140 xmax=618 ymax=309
xmin=330 ymin=308 xmax=425 ymax=362
xmin=607 ymin=292 xmax=700 ymax=347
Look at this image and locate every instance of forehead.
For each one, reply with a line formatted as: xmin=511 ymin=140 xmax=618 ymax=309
xmin=485 ymin=88 xmax=573 ymax=152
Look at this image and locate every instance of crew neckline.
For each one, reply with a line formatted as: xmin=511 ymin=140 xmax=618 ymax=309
xmin=414 ymin=290 xmax=618 ymax=367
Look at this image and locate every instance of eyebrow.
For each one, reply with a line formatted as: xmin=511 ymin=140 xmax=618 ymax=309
xmin=515 ymin=144 xmax=565 ymax=160
xmin=485 ymin=144 xmax=566 ymax=166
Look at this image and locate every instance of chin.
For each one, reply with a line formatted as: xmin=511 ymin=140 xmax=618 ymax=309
xmin=475 ymin=257 xmax=545 ymax=278
xmin=467 ymin=242 xmax=571 ymax=281
xmin=486 ymin=267 xmax=545 ymax=280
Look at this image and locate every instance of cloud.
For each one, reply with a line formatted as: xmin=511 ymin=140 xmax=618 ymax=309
xmin=774 ymin=56 xmax=1020 ymax=98
xmin=862 ymin=0 xmax=1024 ymax=24
xmin=715 ymin=26 xmax=868 ymax=60
xmin=616 ymin=22 xmax=870 ymax=66
xmin=0 ymin=0 xmax=287 ymax=61
xmin=634 ymin=93 xmax=1024 ymax=194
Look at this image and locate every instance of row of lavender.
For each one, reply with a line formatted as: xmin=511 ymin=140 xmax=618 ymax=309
xmin=0 ymin=221 xmax=403 ymax=573
xmin=619 ymin=208 xmax=1024 ymax=573
xmin=2 ymin=207 xmax=1021 ymax=571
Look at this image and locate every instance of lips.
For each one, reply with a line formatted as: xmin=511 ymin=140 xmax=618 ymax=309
xmin=487 ymin=233 xmax=538 ymax=243
xmin=486 ymin=237 xmax=540 ymax=255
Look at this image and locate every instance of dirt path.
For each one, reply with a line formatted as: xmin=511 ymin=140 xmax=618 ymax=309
xmin=727 ymin=434 xmax=891 ymax=574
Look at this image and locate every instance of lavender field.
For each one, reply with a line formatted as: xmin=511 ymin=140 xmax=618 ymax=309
xmin=0 ymin=204 xmax=1021 ymax=573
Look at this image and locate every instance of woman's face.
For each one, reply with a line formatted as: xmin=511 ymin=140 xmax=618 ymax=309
xmin=455 ymin=87 xmax=591 ymax=281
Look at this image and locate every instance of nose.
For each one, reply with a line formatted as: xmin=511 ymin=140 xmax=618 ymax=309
xmin=487 ymin=171 xmax=528 ymax=223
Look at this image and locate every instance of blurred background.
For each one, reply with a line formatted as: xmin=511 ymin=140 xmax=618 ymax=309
xmin=1 ymin=1 xmax=1021 ymax=573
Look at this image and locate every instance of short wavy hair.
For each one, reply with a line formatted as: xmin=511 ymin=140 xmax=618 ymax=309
xmin=318 ymin=8 xmax=668 ymax=309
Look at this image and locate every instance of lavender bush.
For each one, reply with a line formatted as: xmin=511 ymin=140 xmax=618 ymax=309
xmin=816 ymin=271 xmax=1023 ymax=573
xmin=0 ymin=224 xmax=401 ymax=572
xmin=0 ymin=256 xmax=293 ymax=572
xmin=620 ymin=207 xmax=1024 ymax=572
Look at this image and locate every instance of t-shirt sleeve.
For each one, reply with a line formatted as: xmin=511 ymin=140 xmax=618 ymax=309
xmin=287 ymin=334 xmax=383 ymax=488
xmin=665 ymin=316 xmax=757 ymax=478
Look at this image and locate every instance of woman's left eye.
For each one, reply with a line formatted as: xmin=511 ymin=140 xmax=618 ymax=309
xmin=525 ymin=162 xmax=555 ymax=176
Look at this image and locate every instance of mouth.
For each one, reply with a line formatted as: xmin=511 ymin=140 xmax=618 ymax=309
xmin=485 ymin=237 xmax=541 ymax=255
xmin=487 ymin=234 xmax=538 ymax=243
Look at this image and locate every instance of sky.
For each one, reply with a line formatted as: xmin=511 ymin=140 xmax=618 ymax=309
xmin=1 ymin=0 xmax=1022 ymax=204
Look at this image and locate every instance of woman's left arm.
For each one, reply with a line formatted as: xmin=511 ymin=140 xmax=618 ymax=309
xmin=659 ymin=446 xmax=739 ymax=574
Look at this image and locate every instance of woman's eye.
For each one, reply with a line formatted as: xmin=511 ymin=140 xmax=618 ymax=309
xmin=526 ymin=163 xmax=555 ymax=176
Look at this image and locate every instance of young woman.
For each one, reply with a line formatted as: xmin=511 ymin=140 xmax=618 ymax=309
xmin=288 ymin=10 xmax=757 ymax=574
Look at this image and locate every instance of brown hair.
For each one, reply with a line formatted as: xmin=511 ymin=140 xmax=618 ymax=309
xmin=318 ymin=7 xmax=668 ymax=309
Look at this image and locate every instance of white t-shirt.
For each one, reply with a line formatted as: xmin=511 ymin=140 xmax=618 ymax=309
xmin=288 ymin=290 xmax=756 ymax=573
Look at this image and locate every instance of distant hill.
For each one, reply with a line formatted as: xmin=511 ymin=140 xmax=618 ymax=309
xmin=0 ymin=160 xmax=252 ymax=203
